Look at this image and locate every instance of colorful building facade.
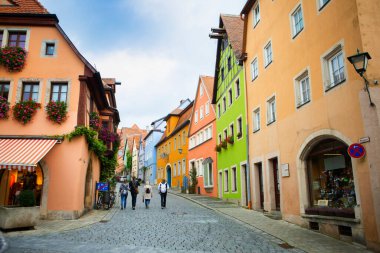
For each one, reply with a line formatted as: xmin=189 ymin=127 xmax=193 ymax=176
xmin=210 ymin=15 xmax=249 ymax=205
xmin=188 ymin=76 xmax=218 ymax=197
xmin=241 ymin=0 xmax=380 ymax=249
xmin=156 ymin=100 xmax=193 ymax=188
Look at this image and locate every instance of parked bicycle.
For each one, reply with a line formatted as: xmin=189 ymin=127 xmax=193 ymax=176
xmin=96 ymin=191 xmax=116 ymax=210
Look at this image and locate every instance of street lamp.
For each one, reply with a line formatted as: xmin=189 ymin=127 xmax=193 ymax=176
xmin=347 ymin=50 xmax=375 ymax=106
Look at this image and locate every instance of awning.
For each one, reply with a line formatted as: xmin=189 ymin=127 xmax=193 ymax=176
xmin=202 ymin=157 xmax=213 ymax=164
xmin=0 ymin=138 xmax=57 ymax=170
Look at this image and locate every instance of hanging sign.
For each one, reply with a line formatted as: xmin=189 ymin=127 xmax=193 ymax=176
xmin=348 ymin=143 xmax=366 ymax=158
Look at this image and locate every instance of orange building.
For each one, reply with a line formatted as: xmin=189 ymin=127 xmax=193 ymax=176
xmin=241 ymin=0 xmax=380 ymax=249
xmin=188 ymin=76 xmax=218 ymax=196
xmin=156 ymin=100 xmax=193 ymax=188
xmin=0 ymin=0 xmax=120 ymax=220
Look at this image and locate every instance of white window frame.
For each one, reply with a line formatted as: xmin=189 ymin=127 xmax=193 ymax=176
xmin=174 ymin=163 xmax=177 ymax=177
xmin=267 ymin=96 xmax=276 ymax=125
xmin=291 ymin=4 xmax=304 ymax=38
xmin=231 ymin=166 xmax=237 ymax=192
xmin=224 ymin=169 xmax=229 ymax=192
xmin=251 ymin=57 xmax=259 ymax=81
xmin=178 ymin=161 xmax=181 ymax=175
xmin=205 ymin=102 xmax=210 ymax=115
xmin=203 ymin=162 xmax=214 ymax=188
xmin=195 ymin=110 xmax=198 ymax=123
xmin=294 ymin=68 xmax=311 ymax=108
xmin=200 ymin=85 xmax=204 ymax=96
xmin=321 ymin=42 xmax=347 ymax=91
xmin=237 ymin=116 xmax=243 ymax=139
xmin=182 ymin=159 xmax=186 ymax=174
xmin=317 ymin=0 xmax=330 ymax=11
xmin=252 ymin=0 xmax=260 ymax=28
xmin=253 ymin=107 xmax=261 ymax=132
xmin=264 ymin=41 xmax=273 ymax=68
xmin=200 ymin=105 xmax=204 ymax=119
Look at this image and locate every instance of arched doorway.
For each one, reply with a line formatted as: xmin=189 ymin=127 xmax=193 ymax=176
xmin=84 ymin=160 xmax=93 ymax=211
xmin=166 ymin=165 xmax=172 ymax=187
xmin=303 ymin=138 xmax=357 ymax=218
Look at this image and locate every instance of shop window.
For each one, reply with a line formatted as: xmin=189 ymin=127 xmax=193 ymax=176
xmin=306 ymin=139 xmax=356 ymax=218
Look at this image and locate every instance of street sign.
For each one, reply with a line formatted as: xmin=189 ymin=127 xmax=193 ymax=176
xmin=96 ymin=182 xmax=109 ymax=192
xmin=348 ymin=143 xmax=366 ymax=159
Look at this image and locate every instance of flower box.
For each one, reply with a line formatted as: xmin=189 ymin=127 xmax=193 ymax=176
xmin=0 ymin=96 xmax=10 ymax=119
xmin=46 ymin=101 xmax=67 ymax=124
xmin=12 ymin=100 xmax=41 ymax=124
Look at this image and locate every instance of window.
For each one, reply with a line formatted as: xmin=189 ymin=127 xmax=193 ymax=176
xmin=227 ymin=56 xmax=232 ymax=71
xmin=253 ymin=1 xmax=260 ymax=27
xmin=203 ymin=163 xmax=213 ymax=187
xmin=318 ymin=0 xmax=330 ymax=10
xmin=251 ymin=58 xmax=259 ymax=80
xmin=217 ymin=104 xmax=221 ymax=118
xmin=8 ymin=31 xmax=26 ymax=49
xmin=323 ymin=45 xmax=346 ymax=90
xmin=218 ymin=134 xmax=222 ymax=144
xmin=182 ymin=131 xmax=186 ymax=145
xmin=0 ymin=82 xmax=10 ymax=100
xmin=221 ymin=38 xmax=229 ymax=51
xmin=229 ymin=123 xmax=234 ymax=137
xmin=292 ymin=5 xmax=304 ymax=37
xmin=45 ymin=42 xmax=55 ymax=56
xmin=228 ymin=88 xmax=233 ymax=105
xmin=264 ymin=41 xmax=273 ymax=67
xmin=182 ymin=159 xmax=186 ymax=174
xmin=22 ymin=82 xmax=39 ymax=102
xmin=267 ymin=97 xmax=276 ymax=124
xmin=235 ymin=79 xmax=240 ymax=98
xmin=295 ymin=71 xmax=311 ymax=107
xmin=178 ymin=135 xmax=181 ymax=147
xmin=205 ymin=102 xmax=210 ymax=115
xmin=200 ymin=85 xmax=203 ymax=96
xmin=232 ymin=167 xmax=237 ymax=192
xmin=174 ymin=163 xmax=177 ymax=177
xmin=221 ymin=67 xmax=225 ymax=81
xmin=224 ymin=170 xmax=229 ymax=192
xmin=223 ymin=129 xmax=228 ymax=140
xmin=178 ymin=161 xmax=181 ymax=175
xmin=195 ymin=110 xmax=198 ymax=123
xmin=237 ymin=117 xmax=243 ymax=138
xmin=174 ymin=138 xmax=177 ymax=150
xmin=223 ymin=97 xmax=226 ymax=112
xmin=200 ymin=131 xmax=204 ymax=143
xmin=51 ymin=83 xmax=68 ymax=102
xmin=200 ymin=106 xmax=204 ymax=119
xmin=253 ymin=108 xmax=260 ymax=132
xmin=0 ymin=31 xmax=3 ymax=46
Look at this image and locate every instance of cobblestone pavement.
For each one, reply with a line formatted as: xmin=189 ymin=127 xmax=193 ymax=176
xmin=4 ymin=191 xmax=304 ymax=253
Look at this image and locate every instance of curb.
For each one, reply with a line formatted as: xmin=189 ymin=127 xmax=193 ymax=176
xmin=0 ymin=232 xmax=7 ymax=253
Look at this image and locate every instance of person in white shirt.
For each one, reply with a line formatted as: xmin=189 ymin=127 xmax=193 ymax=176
xmin=143 ymin=181 xmax=153 ymax=209
xmin=158 ymin=179 xmax=169 ymax=209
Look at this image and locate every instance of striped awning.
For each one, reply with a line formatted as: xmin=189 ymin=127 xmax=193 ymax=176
xmin=0 ymin=138 xmax=57 ymax=170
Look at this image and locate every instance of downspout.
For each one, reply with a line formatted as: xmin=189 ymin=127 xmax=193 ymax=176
xmin=242 ymin=60 xmax=252 ymax=209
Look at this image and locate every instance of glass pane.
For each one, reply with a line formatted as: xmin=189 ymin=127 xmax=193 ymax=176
xmin=61 ymin=85 xmax=68 ymax=92
xmin=32 ymin=93 xmax=38 ymax=101
xmin=52 ymin=85 xmax=59 ymax=92
xmin=18 ymin=42 xmax=25 ymax=49
xmin=24 ymin=85 xmax=31 ymax=92
xmin=51 ymin=93 xmax=59 ymax=102
xmin=60 ymin=93 xmax=67 ymax=102
xmin=32 ymin=85 xmax=39 ymax=92
xmin=4 ymin=84 xmax=9 ymax=92
xmin=9 ymin=34 xmax=17 ymax=40
xmin=19 ymin=34 xmax=26 ymax=41
xmin=23 ymin=93 xmax=30 ymax=101
xmin=9 ymin=41 xmax=16 ymax=47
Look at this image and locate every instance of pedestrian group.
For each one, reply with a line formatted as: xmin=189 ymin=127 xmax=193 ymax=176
xmin=118 ymin=178 xmax=170 ymax=210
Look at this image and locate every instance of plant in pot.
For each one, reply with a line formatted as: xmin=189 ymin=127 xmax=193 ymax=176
xmin=221 ymin=140 xmax=227 ymax=149
xmin=226 ymin=135 xmax=234 ymax=144
xmin=0 ymin=96 xmax=10 ymax=119
xmin=215 ymin=144 xmax=222 ymax=152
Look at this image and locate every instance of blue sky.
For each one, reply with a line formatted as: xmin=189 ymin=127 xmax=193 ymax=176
xmin=39 ymin=0 xmax=246 ymax=128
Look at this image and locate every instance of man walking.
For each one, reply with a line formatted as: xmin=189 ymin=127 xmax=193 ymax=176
xmin=158 ymin=179 xmax=169 ymax=209
xmin=129 ymin=176 xmax=140 ymax=210
xmin=119 ymin=181 xmax=129 ymax=210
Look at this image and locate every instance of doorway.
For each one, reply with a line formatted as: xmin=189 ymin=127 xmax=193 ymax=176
xmin=166 ymin=165 xmax=172 ymax=187
xmin=84 ymin=161 xmax=93 ymax=210
xmin=218 ymin=172 xmax=223 ymax=198
xmin=241 ymin=164 xmax=248 ymax=206
xmin=254 ymin=162 xmax=264 ymax=210
xmin=270 ymin=158 xmax=280 ymax=210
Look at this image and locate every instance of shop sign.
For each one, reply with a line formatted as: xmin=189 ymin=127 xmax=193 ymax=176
xmin=96 ymin=182 xmax=109 ymax=192
xmin=348 ymin=143 xmax=366 ymax=159
xmin=281 ymin=163 xmax=290 ymax=177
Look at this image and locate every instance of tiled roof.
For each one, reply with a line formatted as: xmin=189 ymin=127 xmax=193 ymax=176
xmin=221 ymin=14 xmax=244 ymax=59
xmin=201 ymin=75 xmax=214 ymax=99
xmin=0 ymin=0 xmax=49 ymax=14
xmin=119 ymin=125 xmax=147 ymax=152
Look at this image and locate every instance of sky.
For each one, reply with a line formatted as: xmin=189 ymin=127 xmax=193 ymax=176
xmin=39 ymin=0 xmax=246 ymax=129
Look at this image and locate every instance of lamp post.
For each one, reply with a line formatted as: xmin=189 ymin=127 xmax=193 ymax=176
xmin=347 ymin=50 xmax=375 ymax=106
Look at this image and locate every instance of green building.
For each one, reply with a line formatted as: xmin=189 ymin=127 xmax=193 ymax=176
xmin=210 ymin=15 xmax=250 ymax=206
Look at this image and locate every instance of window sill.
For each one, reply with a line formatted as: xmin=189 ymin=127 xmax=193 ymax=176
xmin=264 ymin=61 xmax=273 ymax=69
xmin=325 ymin=79 xmax=346 ymax=92
xmin=267 ymin=120 xmax=276 ymax=126
xmin=204 ymin=185 xmax=214 ymax=189
xmin=251 ymin=76 xmax=258 ymax=82
xmin=296 ymin=99 xmax=311 ymax=109
xmin=253 ymin=128 xmax=260 ymax=133
xmin=292 ymin=28 xmax=303 ymax=40
xmin=253 ymin=20 xmax=260 ymax=29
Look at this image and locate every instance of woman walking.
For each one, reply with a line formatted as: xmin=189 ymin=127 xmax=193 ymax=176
xmin=143 ymin=181 xmax=153 ymax=209
xmin=119 ymin=181 xmax=129 ymax=210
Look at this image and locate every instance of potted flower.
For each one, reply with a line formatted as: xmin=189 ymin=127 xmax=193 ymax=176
xmin=0 ymin=96 xmax=10 ymax=119
xmin=0 ymin=46 xmax=27 ymax=72
xmin=89 ymin=112 xmax=101 ymax=130
xmin=215 ymin=144 xmax=222 ymax=152
xmin=226 ymin=135 xmax=234 ymax=144
xmin=0 ymin=190 xmax=40 ymax=230
xmin=12 ymin=100 xmax=41 ymax=124
xmin=45 ymin=101 xmax=68 ymax=124
xmin=221 ymin=140 xmax=227 ymax=149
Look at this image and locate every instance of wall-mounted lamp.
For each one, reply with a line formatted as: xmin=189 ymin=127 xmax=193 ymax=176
xmin=178 ymin=148 xmax=183 ymax=154
xmin=347 ymin=50 xmax=375 ymax=106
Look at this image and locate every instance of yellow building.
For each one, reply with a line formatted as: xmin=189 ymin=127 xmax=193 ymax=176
xmin=156 ymin=100 xmax=193 ymax=188
xmin=241 ymin=0 xmax=380 ymax=250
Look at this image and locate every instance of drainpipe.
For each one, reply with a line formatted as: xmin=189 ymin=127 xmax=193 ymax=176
xmin=242 ymin=61 xmax=252 ymax=209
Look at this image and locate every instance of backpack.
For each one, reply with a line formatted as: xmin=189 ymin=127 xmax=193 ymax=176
xmin=145 ymin=187 xmax=151 ymax=194
xmin=160 ymin=183 xmax=167 ymax=193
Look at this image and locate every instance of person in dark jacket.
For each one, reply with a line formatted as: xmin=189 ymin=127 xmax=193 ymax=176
xmin=129 ymin=177 xmax=140 ymax=210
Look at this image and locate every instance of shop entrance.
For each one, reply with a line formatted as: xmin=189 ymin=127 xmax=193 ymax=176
xmin=0 ymin=165 xmax=44 ymax=206
xmin=305 ymin=138 xmax=356 ymax=217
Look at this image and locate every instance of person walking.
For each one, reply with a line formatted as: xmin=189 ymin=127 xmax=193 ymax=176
xmin=143 ymin=181 xmax=153 ymax=209
xmin=119 ymin=181 xmax=129 ymax=210
xmin=129 ymin=176 xmax=140 ymax=210
xmin=158 ymin=179 xmax=169 ymax=209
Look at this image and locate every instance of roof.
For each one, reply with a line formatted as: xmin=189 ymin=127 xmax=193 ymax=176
xmin=119 ymin=125 xmax=147 ymax=153
xmin=220 ymin=14 xmax=244 ymax=60
xmin=0 ymin=0 xmax=48 ymax=14
xmin=102 ymin=78 xmax=116 ymax=89
xmin=241 ymin=0 xmax=257 ymax=15
xmin=201 ymin=75 xmax=214 ymax=97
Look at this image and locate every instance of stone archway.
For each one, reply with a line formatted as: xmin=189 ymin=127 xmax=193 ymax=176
xmin=84 ymin=160 xmax=93 ymax=211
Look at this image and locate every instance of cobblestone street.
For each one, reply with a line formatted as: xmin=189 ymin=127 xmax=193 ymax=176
xmin=4 ymin=192 xmax=303 ymax=253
